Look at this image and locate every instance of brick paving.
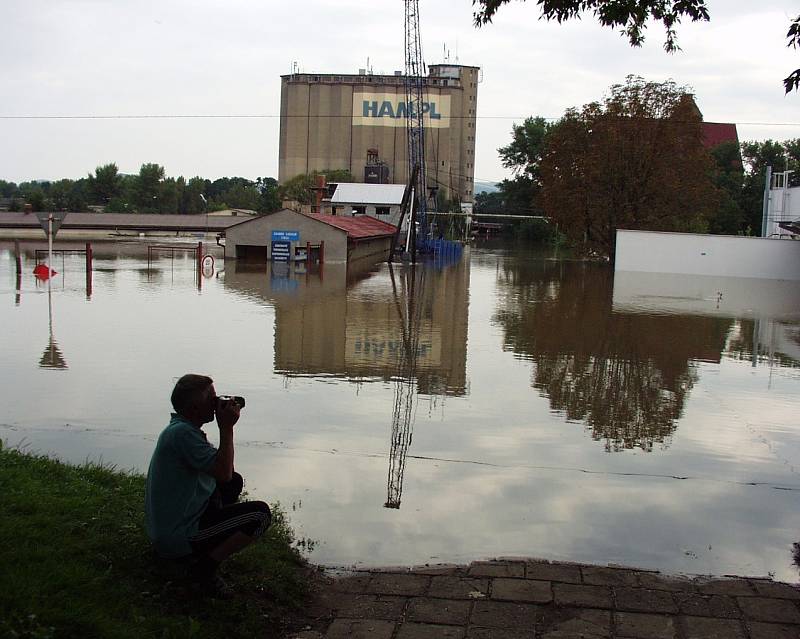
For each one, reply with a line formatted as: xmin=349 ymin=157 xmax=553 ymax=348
xmin=291 ymin=558 xmax=800 ymax=638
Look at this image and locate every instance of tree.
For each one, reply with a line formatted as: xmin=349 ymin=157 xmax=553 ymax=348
xmin=0 ymin=180 xmax=18 ymax=198
xmin=181 ymin=177 xmax=206 ymax=215
xmin=256 ymin=177 xmax=281 ymax=214
xmin=785 ymin=14 xmax=800 ymax=93
xmin=708 ymin=141 xmax=744 ymax=235
xmin=133 ymin=163 xmax=165 ymax=213
xmin=539 ymin=76 xmax=718 ymax=258
xmin=49 ymin=179 xmax=88 ymax=212
xmin=473 ymin=1 xmax=710 ymax=52
xmin=499 ymin=116 xmax=553 ymax=181
xmin=493 ymin=116 xmax=555 ymax=218
xmin=279 ymin=170 xmax=355 ymax=205
xmin=18 ymin=182 xmax=52 ymax=212
xmin=87 ymin=163 xmax=122 ymax=205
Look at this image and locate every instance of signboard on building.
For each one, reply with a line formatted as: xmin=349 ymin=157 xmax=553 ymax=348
xmin=271 ymin=240 xmax=291 ymax=262
xmin=352 ymin=93 xmax=451 ymax=128
xmin=272 ymin=230 xmax=300 ymax=242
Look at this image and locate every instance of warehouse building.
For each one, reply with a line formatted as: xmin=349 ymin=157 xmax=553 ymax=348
xmin=279 ymin=64 xmax=480 ymax=204
xmin=223 ymin=208 xmax=397 ymax=266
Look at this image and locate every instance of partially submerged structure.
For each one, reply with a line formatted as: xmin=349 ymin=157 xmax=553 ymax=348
xmin=222 ymin=208 xmax=397 ymax=266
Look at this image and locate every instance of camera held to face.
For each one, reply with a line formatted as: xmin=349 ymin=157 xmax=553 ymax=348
xmin=217 ymin=395 xmax=246 ymax=410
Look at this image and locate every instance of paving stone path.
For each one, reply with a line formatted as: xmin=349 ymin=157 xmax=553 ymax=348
xmin=291 ymin=558 xmax=800 ymax=638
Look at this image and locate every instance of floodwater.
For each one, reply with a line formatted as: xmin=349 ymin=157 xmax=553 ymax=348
xmin=2 ymin=239 xmax=799 ymax=581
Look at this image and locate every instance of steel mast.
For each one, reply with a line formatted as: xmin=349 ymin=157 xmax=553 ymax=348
xmin=404 ymin=0 xmax=427 ymax=253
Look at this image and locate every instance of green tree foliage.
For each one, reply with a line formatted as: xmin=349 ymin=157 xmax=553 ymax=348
xmin=256 ymin=177 xmax=281 ymax=214
xmin=18 ymin=182 xmax=51 ymax=212
xmin=279 ymin=170 xmax=355 ymax=205
xmin=49 ymin=179 xmax=88 ymax=212
xmin=132 ymin=163 xmax=165 ymax=213
xmin=785 ymin=14 xmax=800 ymax=93
xmin=539 ymin=76 xmax=717 ymax=258
xmin=489 ymin=116 xmax=555 ymax=218
xmin=0 ymin=165 xmax=284 ymax=216
xmin=499 ymin=116 xmax=553 ymax=182
xmin=182 ymin=177 xmax=206 ymax=214
xmin=708 ymin=141 xmax=744 ymax=235
xmin=0 ymin=180 xmax=18 ymax=198
xmin=87 ymin=163 xmax=122 ymax=205
xmin=473 ymin=0 xmax=710 ymax=52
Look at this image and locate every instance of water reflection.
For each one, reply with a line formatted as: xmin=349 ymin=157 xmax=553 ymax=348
xmin=494 ymin=260 xmax=733 ymax=451
xmin=613 ymin=270 xmax=800 ymax=369
xmin=39 ymin=280 xmax=68 ymax=370
xmin=3 ymin=242 xmax=800 ymax=580
xmin=223 ymin=257 xmax=470 ymax=396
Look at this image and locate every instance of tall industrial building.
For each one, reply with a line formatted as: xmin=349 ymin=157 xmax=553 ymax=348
xmin=279 ymin=64 xmax=480 ymax=203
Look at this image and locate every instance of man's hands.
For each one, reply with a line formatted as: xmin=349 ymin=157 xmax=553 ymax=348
xmin=215 ymin=399 xmax=240 ymax=431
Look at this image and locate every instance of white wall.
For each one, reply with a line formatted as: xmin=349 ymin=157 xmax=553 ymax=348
xmin=767 ymin=184 xmax=800 ymax=237
xmin=615 ymin=230 xmax=800 ymax=281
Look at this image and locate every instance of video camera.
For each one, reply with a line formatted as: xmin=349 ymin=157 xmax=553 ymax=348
xmin=217 ymin=395 xmax=246 ymax=409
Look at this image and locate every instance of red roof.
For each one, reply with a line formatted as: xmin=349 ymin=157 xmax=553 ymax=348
xmin=306 ymin=213 xmax=397 ymax=240
xmin=702 ymin=122 xmax=739 ymax=149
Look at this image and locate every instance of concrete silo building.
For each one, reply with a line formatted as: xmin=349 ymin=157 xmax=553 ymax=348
xmin=278 ymin=64 xmax=480 ymax=204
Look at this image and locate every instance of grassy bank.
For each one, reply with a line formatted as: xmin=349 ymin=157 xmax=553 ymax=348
xmin=0 ymin=443 xmax=313 ymax=638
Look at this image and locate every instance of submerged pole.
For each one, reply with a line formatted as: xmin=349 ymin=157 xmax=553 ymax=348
xmin=85 ymin=242 xmax=93 ymax=299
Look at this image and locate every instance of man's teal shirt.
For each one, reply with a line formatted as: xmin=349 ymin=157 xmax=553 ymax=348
xmin=145 ymin=414 xmax=218 ymax=557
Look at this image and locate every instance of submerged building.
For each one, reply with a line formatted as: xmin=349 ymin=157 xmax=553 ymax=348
xmin=279 ymin=64 xmax=480 ymax=204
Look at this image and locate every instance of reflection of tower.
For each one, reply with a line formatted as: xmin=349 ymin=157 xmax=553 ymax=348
xmin=385 ymin=264 xmax=426 ymax=509
xmin=39 ymin=279 xmax=68 ymax=369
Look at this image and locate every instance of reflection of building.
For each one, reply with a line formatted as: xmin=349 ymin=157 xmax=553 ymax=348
xmin=613 ymin=270 xmax=800 ymax=368
xmin=279 ymin=64 xmax=480 ymax=202
xmin=223 ymin=256 xmax=470 ymax=396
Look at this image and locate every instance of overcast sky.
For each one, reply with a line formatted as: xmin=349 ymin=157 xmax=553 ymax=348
xmin=2 ymin=0 xmax=798 ymax=185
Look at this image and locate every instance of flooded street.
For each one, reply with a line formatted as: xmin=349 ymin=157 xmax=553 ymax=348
xmin=2 ymin=240 xmax=799 ymax=581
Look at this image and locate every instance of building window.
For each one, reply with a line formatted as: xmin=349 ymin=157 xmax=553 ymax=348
xmin=376 ymin=207 xmax=390 ymax=216
xmin=352 ymin=206 xmax=366 ymax=216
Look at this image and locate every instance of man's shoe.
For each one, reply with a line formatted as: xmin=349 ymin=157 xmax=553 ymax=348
xmin=192 ymin=573 xmax=234 ymax=599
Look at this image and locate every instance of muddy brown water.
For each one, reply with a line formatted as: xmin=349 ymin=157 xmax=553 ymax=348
xmin=2 ymin=239 xmax=799 ymax=581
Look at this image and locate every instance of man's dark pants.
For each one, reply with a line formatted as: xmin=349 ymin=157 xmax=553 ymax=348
xmin=189 ymin=472 xmax=271 ymax=557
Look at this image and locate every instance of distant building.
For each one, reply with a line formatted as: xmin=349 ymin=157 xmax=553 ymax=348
xmin=279 ymin=64 xmax=480 ymax=204
xmin=325 ymin=183 xmax=406 ymax=227
xmin=702 ymin=122 xmax=739 ymax=150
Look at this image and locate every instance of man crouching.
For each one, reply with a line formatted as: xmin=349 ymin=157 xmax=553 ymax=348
xmin=145 ymin=374 xmax=271 ymax=596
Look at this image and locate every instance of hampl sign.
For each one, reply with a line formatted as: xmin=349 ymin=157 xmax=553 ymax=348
xmin=352 ymin=92 xmax=450 ymax=128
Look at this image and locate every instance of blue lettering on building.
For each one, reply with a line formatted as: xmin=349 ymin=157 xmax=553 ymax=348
xmin=377 ymin=102 xmax=395 ymax=118
xmin=362 ymin=100 xmax=442 ymax=120
xmin=362 ymin=101 xmax=379 ymax=117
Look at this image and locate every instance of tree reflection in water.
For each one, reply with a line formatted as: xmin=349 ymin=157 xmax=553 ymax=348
xmin=493 ymin=258 xmax=733 ymax=452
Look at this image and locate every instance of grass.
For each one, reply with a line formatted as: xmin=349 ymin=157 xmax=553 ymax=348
xmin=0 ymin=442 xmax=314 ymax=639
